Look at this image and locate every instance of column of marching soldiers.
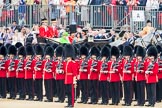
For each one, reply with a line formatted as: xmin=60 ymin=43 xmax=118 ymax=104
xmin=1 ymin=42 xmax=162 ymax=107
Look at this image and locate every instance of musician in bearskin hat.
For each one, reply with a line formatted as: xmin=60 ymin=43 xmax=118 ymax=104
xmin=16 ymin=46 xmax=26 ymax=100
xmin=54 ymin=45 xmax=65 ymax=103
xmin=145 ymin=46 xmax=158 ymax=107
xmin=24 ymin=45 xmax=35 ymax=100
xmin=0 ymin=46 xmax=7 ymax=98
xmin=77 ymin=45 xmax=89 ymax=104
xmin=134 ymin=46 xmax=146 ymax=106
xmin=64 ymin=44 xmax=77 ymax=108
xmin=98 ymin=46 xmax=110 ymax=105
xmin=121 ymin=45 xmax=134 ymax=106
xmin=6 ymin=45 xmax=17 ymax=99
xmin=33 ymin=44 xmax=44 ymax=101
xmin=87 ymin=46 xmax=100 ymax=104
xmin=43 ymin=46 xmax=55 ymax=102
xmin=109 ymin=46 xmax=121 ymax=105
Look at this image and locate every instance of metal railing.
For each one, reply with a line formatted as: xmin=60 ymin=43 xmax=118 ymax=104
xmin=0 ymin=5 xmax=162 ymax=32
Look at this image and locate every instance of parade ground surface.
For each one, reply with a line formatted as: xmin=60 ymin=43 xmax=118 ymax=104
xmin=1 ymin=98 xmax=162 ymax=108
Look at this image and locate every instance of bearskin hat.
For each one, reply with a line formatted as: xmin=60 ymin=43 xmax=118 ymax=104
xmin=0 ymin=43 xmax=3 ymax=47
xmin=136 ymin=46 xmax=146 ymax=58
xmin=80 ymin=46 xmax=88 ymax=56
xmin=5 ymin=43 xmax=11 ymax=50
xmin=156 ymin=45 xmax=162 ymax=54
xmin=15 ymin=42 xmax=23 ymax=49
xmin=0 ymin=46 xmax=7 ymax=57
xmin=118 ymin=44 xmax=123 ymax=55
xmin=111 ymin=46 xmax=120 ymax=58
xmin=55 ymin=46 xmax=64 ymax=57
xmin=129 ymin=44 xmax=134 ymax=50
xmin=8 ymin=45 xmax=17 ymax=56
xmin=147 ymin=20 xmax=152 ymax=23
xmin=134 ymin=45 xmax=140 ymax=54
xmin=90 ymin=46 xmax=100 ymax=57
xmin=18 ymin=46 xmax=26 ymax=57
xmin=83 ymin=42 xmax=91 ymax=49
xmin=74 ymin=46 xmax=80 ymax=57
xmin=44 ymin=44 xmax=51 ymax=51
xmin=123 ymin=46 xmax=133 ymax=56
xmin=147 ymin=46 xmax=158 ymax=59
xmin=146 ymin=44 xmax=153 ymax=51
xmin=74 ymin=44 xmax=81 ymax=50
xmin=26 ymin=45 xmax=35 ymax=55
xmin=64 ymin=44 xmax=75 ymax=58
xmin=104 ymin=44 xmax=111 ymax=49
xmin=101 ymin=46 xmax=110 ymax=58
xmin=45 ymin=46 xmax=54 ymax=57
xmin=35 ymin=44 xmax=44 ymax=56
xmin=51 ymin=43 xmax=59 ymax=50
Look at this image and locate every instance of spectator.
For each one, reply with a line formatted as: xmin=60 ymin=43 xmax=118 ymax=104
xmin=137 ymin=0 xmax=147 ymax=6
xmin=102 ymin=0 xmax=112 ymax=5
xmin=0 ymin=27 xmax=4 ymax=44
xmin=159 ymin=0 xmax=162 ymax=11
xmin=25 ymin=27 xmax=37 ymax=44
xmin=26 ymin=0 xmax=34 ymax=5
xmin=79 ymin=0 xmax=89 ymax=24
xmin=40 ymin=0 xmax=49 ymax=19
xmin=3 ymin=28 xmax=13 ymax=45
xmin=18 ymin=0 xmax=26 ymax=26
xmin=11 ymin=21 xmax=19 ymax=33
xmin=12 ymin=29 xmax=20 ymax=45
xmin=49 ymin=0 xmax=61 ymax=19
xmin=0 ymin=0 xmax=4 ymax=18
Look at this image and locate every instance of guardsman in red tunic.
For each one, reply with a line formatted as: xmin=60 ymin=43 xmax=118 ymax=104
xmin=77 ymin=45 xmax=89 ymax=104
xmin=54 ymin=46 xmax=65 ymax=103
xmin=109 ymin=46 xmax=121 ymax=105
xmin=16 ymin=46 xmax=26 ymax=100
xmin=39 ymin=18 xmax=49 ymax=38
xmin=51 ymin=19 xmax=59 ymax=38
xmin=134 ymin=46 xmax=146 ymax=106
xmin=43 ymin=46 xmax=55 ymax=102
xmin=156 ymin=45 xmax=162 ymax=102
xmin=145 ymin=46 xmax=159 ymax=107
xmin=33 ymin=44 xmax=44 ymax=101
xmin=6 ymin=45 xmax=17 ymax=99
xmin=64 ymin=44 xmax=77 ymax=108
xmin=24 ymin=45 xmax=35 ymax=100
xmin=87 ymin=46 xmax=100 ymax=104
xmin=0 ymin=46 xmax=7 ymax=98
xmin=98 ymin=46 xmax=110 ymax=105
xmin=121 ymin=46 xmax=134 ymax=106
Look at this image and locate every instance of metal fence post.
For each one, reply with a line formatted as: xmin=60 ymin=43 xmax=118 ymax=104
xmin=111 ymin=5 xmax=114 ymax=28
xmin=29 ymin=5 xmax=32 ymax=29
xmin=90 ymin=5 xmax=93 ymax=28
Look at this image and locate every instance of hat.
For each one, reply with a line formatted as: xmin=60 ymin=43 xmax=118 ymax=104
xmin=69 ymin=24 xmax=77 ymax=34
xmin=80 ymin=45 xmax=88 ymax=56
xmin=134 ymin=45 xmax=140 ymax=54
xmin=51 ymin=19 xmax=57 ymax=22
xmin=118 ymin=44 xmax=123 ymax=55
xmin=136 ymin=46 xmax=146 ymax=58
xmin=35 ymin=44 xmax=44 ymax=56
xmin=74 ymin=46 xmax=80 ymax=57
xmin=18 ymin=46 xmax=26 ymax=57
xmin=111 ymin=46 xmax=120 ymax=58
xmin=44 ymin=44 xmax=51 ymax=51
xmin=41 ymin=18 xmax=48 ymax=22
xmin=15 ymin=42 xmax=23 ymax=49
xmin=0 ymin=46 xmax=7 ymax=57
xmin=51 ymin=43 xmax=59 ymax=50
xmin=123 ymin=46 xmax=133 ymax=56
xmin=55 ymin=46 xmax=64 ymax=57
xmin=147 ymin=46 xmax=158 ymax=59
xmin=8 ymin=45 xmax=17 ymax=56
xmin=26 ymin=45 xmax=35 ymax=55
xmin=147 ymin=20 xmax=152 ymax=23
xmin=64 ymin=44 xmax=75 ymax=58
xmin=156 ymin=45 xmax=162 ymax=54
xmin=45 ymin=46 xmax=54 ymax=57
xmin=101 ymin=46 xmax=110 ymax=58
xmin=90 ymin=46 xmax=100 ymax=57
xmin=5 ymin=43 xmax=11 ymax=50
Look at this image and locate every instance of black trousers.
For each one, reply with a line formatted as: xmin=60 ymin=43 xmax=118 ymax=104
xmin=35 ymin=79 xmax=43 ymax=100
xmin=79 ymin=80 xmax=88 ymax=102
xmin=17 ymin=78 xmax=25 ymax=98
xmin=52 ymin=79 xmax=57 ymax=97
xmin=90 ymin=80 xmax=98 ymax=103
xmin=120 ymin=81 xmax=123 ymax=99
xmin=136 ymin=81 xmax=145 ymax=105
xmin=25 ymin=79 xmax=34 ymax=99
xmin=133 ymin=79 xmax=138 ymax=100
xmin=65 ymin=84 xmax=74 ymax=106
xmin=156 ymin=79 xmax=162 ymax=101
xmin=147 ymin=83 xmax=156 ymax=105
xmin=123 ymin=81 xmax=133 ymax=105
xmin=0 ymin=78 xmax=6 ymax=98
xmin=56 ymin=80 xmax=65 ymax=102
xmin=8 ymin=77 xmax=16 ymax=98
xmin=44 ymin=79 xmax=53 ymax=101
xmin=110 ymin=81 xmax=120 ymax=104
xmin=99 ymin=81 xmax=109 ymax=103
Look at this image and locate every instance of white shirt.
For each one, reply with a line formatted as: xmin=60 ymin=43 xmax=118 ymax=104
xmin=146 ymin=0 xmax=159 ymax=11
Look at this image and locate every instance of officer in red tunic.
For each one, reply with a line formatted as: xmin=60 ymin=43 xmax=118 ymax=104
xmin=145 ymin=46 xmax=158 ymax=107
xmin=33 ymin=44 xmax=44 ymax=101
xmin=134 ymin=46 xmax=146 ymax=106
xmin=54 ymin=45 xmax=65 ymax=103
xmin=121 ymin=46 xmax=134 ymax=106
xmin=64 ymin=44 xmax=77 ymax=108
xmin=87 ymin=46 xmax=100 ymax=104
xmin=6 ymin=45 xmax=17 ymax=99
xmin=51 ymin=19 xmax=59 ymax=38
xmin=43 ymin=46 xmax=55 ymax=102
xmin=24 ymin=45 xmax=35 ymax=100
xmin=39 ymin=18 xmax=49 ymax=38
xmin=0 ymin=46 xmax=7 ymax=98
xmin=77 ymin=45 xmax=89 ymax=104
xmin=16 ymin=46 xmax=26 ymax=100
xmin=109 ymin=46 xmax=121 ymax=105
xmin=98 ymin=46 xmax=110 ymax=105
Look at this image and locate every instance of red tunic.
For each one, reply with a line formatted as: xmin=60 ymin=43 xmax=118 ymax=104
xmin=24 ymin=59 xmax=34 ymax=79
xmin=158 ymin=58 xmax=162 ymax=79
xmin=33 ymin=59 xmax=44 ymax=79
xmin=16 ymin=59 xmax=25 ymax=78
xmin=78 ymin=59 xmax=88 ymax=80
xmin=43 ymin=60 xmax=55 ymax=80
xmin=98 ymin=60 xmax=109 ymax=81
xmin=54 ymin=60 xmax=65 ymax=80
xmin=6 ymin=59 xmax=17 ymax=78
xmin=0 ymin=59 xmax=7 ymax=78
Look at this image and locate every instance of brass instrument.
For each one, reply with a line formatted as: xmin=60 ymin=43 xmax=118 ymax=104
xmin=56 ymin=60 xmax=64 ymax=74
